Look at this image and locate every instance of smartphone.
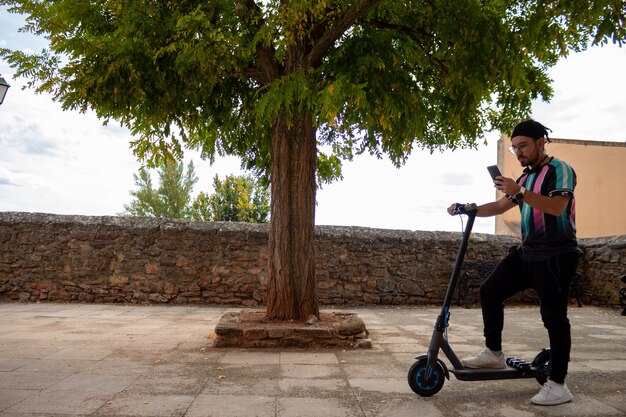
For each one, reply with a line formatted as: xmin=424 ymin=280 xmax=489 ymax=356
xmin=487 ymin=165 xmax=502 ymax=180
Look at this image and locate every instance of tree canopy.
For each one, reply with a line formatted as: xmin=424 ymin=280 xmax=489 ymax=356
xmin=4 ymin=1 xmax=623 ymax=179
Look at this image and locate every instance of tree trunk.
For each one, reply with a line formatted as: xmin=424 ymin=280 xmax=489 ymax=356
xmin=265 ymin=109 xmax=319 ymax=321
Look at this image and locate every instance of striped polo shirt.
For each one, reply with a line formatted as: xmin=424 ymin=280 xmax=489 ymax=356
xmin=516 ymin=157 xmax=579 ymax=261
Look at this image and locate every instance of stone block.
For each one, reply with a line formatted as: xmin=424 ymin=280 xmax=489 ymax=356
xmin=243 ymin=328 xmax=268 ymax=340
xmin=316 ymin=280 xmax=336 ymax=289
xmin=78 ymin=293 xmax=95 ymax=302
xmin=31 ymin=281 xmax=54 ymax=290
xmin=163 ymin=282 xmax=178 ymax=295
xmin=362 ymin=294 xmax=380 ymax=304
xmin=215 ymin=322 xmax=243 ymax=338
xmin=267 ymin=328 xmax=294 ymax=338
xmin=108 ymin=275 xmax=129 ymax=287
xmin=294 ymin=328 xmax=333 ymax=339
xmin=332 ymin=315 xmax=366 ymax=336
xmin=144 ymin=262 xmax=159 ymax=274
xmin=48 ymin=290 xmax=70 ymax=301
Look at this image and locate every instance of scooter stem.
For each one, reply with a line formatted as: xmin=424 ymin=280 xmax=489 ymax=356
xmin=426 ymin=206 xmax=477 ymax=372
xmin=440 ymin=208 xmax=477 ymax=320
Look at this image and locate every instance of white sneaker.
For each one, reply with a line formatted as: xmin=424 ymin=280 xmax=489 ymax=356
xmin=531 ymin=380 xmax=573 ymax=405
xmin=461 ymin=347 xmax=505 ymax=369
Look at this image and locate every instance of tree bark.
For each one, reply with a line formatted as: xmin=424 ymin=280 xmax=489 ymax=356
xmin=265 ymin=109 xmax=319 ymax=321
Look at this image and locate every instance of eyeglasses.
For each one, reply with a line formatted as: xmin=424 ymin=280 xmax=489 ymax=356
xmin=508 ymin=143 xmax=529 ymax=154
xmin=509 ymin=137 xmax=546 ymax=154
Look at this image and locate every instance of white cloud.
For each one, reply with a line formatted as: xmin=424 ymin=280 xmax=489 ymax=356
xmin=532 ymin=44 xmax=626 ymax=141
xmin=0 ymin=167 xmax=19 ymax=186
xmin=1 ymin=122 xmax=60 ymax=157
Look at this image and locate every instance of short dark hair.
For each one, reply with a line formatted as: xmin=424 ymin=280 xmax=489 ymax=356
xmin=511 ymin=119 xmax=552 ymax=142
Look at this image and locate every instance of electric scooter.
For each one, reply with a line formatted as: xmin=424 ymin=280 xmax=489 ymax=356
xmin=407 ymin=203 xmax=551 ymax=397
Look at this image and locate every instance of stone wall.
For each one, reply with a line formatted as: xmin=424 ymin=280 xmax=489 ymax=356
xmin=0 ymin=212 xmax=624 ymax=308
xmin=577 ymin=234 xmax=626 ymax=306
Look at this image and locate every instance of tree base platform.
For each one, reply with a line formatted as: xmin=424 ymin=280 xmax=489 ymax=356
xmin=213 ymin=310 xmax=371 ymax=349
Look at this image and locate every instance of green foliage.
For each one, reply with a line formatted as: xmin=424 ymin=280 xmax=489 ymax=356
xmin=191 ymin=174 xmax=270 ymax=223
xmin=122 ymin=160 xmax=198 ymax=219
xmin=2 ymin=0 xmax=624 ymax=176
xmin=122 ymin=159 xmax=269 ymax=223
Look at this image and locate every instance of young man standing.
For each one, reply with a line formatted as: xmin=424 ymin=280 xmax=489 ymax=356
xmin=448 ymin=119 xmax=581 ymax=405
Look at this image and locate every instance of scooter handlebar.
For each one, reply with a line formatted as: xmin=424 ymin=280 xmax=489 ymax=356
xmin=452 ymin=203 xmax=478 ymax=215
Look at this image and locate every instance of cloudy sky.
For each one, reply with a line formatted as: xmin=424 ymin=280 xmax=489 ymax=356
xmin=1 ymin=7 xmax=625 ymax=234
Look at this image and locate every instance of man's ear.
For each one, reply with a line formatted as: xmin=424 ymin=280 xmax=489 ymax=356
xmin=537 ymin=137 xmax=546 ymax=148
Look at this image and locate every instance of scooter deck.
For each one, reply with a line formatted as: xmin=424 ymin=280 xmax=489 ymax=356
xmin=450 ymin=365 xmax=543 ymax=381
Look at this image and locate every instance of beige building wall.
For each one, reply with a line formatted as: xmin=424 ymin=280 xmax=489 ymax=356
xmin=495 ymin=137 xmax=626 ymax=238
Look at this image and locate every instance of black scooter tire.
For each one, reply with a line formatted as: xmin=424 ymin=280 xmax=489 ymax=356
xmin=407 ymin=359 xmax=445 ymax=397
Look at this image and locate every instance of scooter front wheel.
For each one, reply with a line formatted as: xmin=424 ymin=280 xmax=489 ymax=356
xmin=407 ymin=359 xmax=445 ymax=397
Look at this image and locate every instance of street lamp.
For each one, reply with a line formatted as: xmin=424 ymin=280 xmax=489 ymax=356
xmin=0 ymin=75 xmax=10 ymax=105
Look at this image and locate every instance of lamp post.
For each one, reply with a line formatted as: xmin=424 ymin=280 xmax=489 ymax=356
xmin=0 ymin=75 xmax=10 ymax=105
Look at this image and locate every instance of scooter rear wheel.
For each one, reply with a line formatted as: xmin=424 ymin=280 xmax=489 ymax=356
xmin=407 ymin=359 xmax=445 ymax=397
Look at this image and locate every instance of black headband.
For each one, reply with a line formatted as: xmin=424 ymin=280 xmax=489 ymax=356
xmin=511 ymin=119 xmax=551 ymax=141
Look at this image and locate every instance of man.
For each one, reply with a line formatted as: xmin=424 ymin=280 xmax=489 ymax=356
xmin=448 ymin=119 xmax=581 ymax=406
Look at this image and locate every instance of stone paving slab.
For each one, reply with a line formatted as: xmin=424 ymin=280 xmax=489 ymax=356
xmin=0 ymin=303 xmax=624 ymax=417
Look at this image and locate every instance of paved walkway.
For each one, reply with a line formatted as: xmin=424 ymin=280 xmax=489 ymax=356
xmin=0 ymin=303 xmax=624 ymax=417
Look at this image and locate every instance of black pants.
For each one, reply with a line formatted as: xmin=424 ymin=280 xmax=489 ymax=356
xmin=479 ymin=249 xmax=580 ymax=384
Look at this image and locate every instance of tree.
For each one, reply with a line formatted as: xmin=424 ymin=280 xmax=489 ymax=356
xmin=122 ymin=160 xmax=198 ymax=219
xmin=2 ymin=1 xmax=624 ymax=320
xmin=192 ymin=174 xmax=270 ymax=223
xmin=123 ymin=160 xmax=268 ymax=222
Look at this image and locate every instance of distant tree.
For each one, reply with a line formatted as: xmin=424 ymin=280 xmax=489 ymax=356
xmin=192 ymin=174 xmax=270 ymax=223
xmin=122 ymin=160 xmax=197 ymax=219
xmin=190 ymin=192 xmax=211 ymax=221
